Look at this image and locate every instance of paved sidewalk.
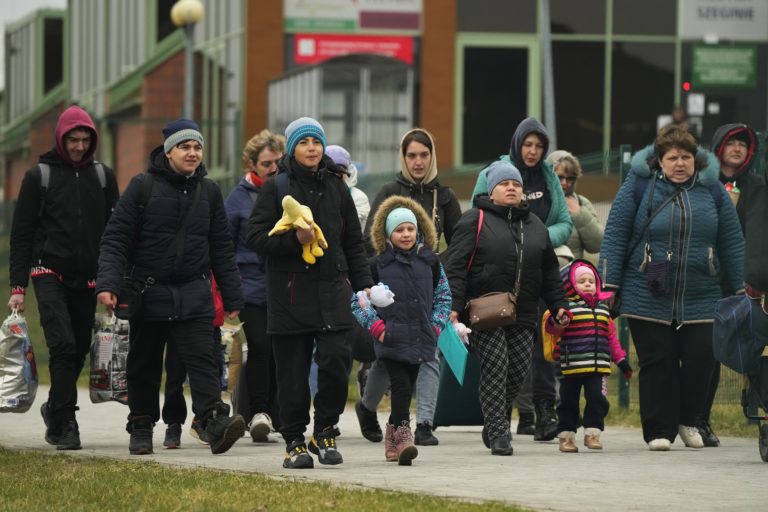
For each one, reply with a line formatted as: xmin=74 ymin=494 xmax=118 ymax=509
xmin=1 ymin=387 xmax=765 ymax=511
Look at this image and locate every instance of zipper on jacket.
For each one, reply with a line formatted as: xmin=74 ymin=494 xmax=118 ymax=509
xmin=671 ymin=192 xmax=686 ymax=322
xmin=707 ymin=247 xmax=716 ymax=276
xmin=592 ymin=306 xmax=600 ymax=372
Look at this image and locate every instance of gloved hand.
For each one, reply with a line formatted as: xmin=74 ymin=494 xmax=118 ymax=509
xmin=617 ymin=359 xmax=633 ymax=380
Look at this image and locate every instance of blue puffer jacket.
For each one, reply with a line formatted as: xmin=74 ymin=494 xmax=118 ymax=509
xmin=224 ymin=176 xmax=267 ymax=306
xmin=599 ymin=146 xmax=744 ymax=325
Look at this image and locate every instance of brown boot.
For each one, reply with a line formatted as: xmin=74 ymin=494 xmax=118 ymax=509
xmin=584 ymin=428 xmax=603 ymax=450
xmin=558 ymin=431 xmax=578 ymax=453
xmin=384 ymin=423 xmax=398 ymax=462
xmin=395 ymin=422 xmax=418 ymax=466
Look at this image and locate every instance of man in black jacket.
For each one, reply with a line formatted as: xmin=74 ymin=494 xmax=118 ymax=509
xmin=9 ymin=105 xmax=120 ymax=450
xmin=96 ymin=119 xmax=245 ymax=456
xmin=248 ymin=117 xmax=374 ymax=469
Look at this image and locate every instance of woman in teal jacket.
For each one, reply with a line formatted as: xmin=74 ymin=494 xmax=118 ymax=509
xmin=599 ymin=126 xmax=744 ymax=451
xmin=472 ymin=117 xmax=572 ymax=247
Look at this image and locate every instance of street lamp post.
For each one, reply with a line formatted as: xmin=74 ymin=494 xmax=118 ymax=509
xmin=171 ymin=0 xmax=205 ymax=119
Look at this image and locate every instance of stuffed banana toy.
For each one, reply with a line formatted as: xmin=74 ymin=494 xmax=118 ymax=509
xmin=268 ymin=195 xmax=328 ymax=264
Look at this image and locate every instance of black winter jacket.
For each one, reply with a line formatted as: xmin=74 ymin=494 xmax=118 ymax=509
xmin=247 ymin=155 xmax=374 ymax=334
xmin=96 ymin=146 xmax=244 ymax=319
xmin=442 ymin=196 xmax=566 ymax=329
xmin=10 ymin=150 xmax=119 ymax=289
xmin=365 ymin=173 xmax=462 ymax=255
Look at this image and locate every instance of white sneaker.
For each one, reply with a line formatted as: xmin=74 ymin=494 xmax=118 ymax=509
xmin=248 ymin=412 xmax=273 ymax=443
xmin=648 ymin=438 xmax=671 ymax=451
xmin=678 ymin=425 xmax=704 ymax=448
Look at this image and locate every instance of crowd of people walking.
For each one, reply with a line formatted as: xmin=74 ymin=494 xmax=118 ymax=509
xmin=7 ymin=104 xmax=766 ymax=468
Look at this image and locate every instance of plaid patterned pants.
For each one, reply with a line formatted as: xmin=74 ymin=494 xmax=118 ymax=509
xmin=472 ymin=325 xmax=535 ymax=440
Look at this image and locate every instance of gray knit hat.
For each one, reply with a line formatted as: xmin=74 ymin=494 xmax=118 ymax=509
xmin=162 ymin=119 xmax=204 ymax=154
xmin=487 ymin=160 xmax=523 ymax=194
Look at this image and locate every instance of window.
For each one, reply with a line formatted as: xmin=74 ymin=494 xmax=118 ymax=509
xmin=457 ymin=0 xmax=536 ymax=33
xmin=462 ymin=47 xmax=528 ymax=164
xmin=157 ymin=0 xmax=176 ymax=42
xmin=611 ymin=43 xmax=675 ymax=149
xmin=551 ymin=0 xmax=606 ymax=34
xmin=614 ymin=0 xmax=676 ymax=36
xmin=552 ymin=42 xmax=605 ymax=154
xmin=43 ymin=18 xmax=64 ymax=93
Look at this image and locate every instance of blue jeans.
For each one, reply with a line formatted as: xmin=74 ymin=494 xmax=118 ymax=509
xmin=361 ymin=348 xmax=440 ymax=425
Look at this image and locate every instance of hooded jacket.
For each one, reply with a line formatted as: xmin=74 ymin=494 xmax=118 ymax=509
xmin=224 ymin=175 xmax=267 ymax=306
xmin=343 ymin=163 xmax=371 ymax=228
xmin=365 ymin=128 xmax=462 ymax=255
xmin=599 ymin=146 xmax=744 ymax=325
xmin=711 ymin=123 xmax=760 ymax=231
xmin=247 ymin=153 xmax=374 ymax=334
xmin=546 ymin=260 xmax=626 ymax=377
xmin=472 ymin=118 xmax=572 ymax=247
xmin=96 ymin=146 xmax=244 ymax=319
xmin=442 ymin=195 xmax=567 ymax=330
xmin=10 ymin=106 xmax=119 ymax=289
xmin=352 ymin=196 xmax=452 ymax=364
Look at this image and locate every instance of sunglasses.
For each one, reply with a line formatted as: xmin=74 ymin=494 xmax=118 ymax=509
xmin=745 ymin=285 xmax=768 ymax=315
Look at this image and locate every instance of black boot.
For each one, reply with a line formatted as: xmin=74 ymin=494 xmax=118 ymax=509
xmin=355 ymin=401 xmax=383 ymax=442
xmin=205 ymin=403 xmax=246 ymax=455
xmin=57 ymin=419 xmax=82 ymax=451
xmin=490 ymin=434 xmax=513 ymax=456
xmin=128 ymin=416 xmax=155 ymax=455
xmin=696 ymin=418 xmax=720 ymax=447
xmin=516 ymin=411 xmax=536 ymax=435
xmin=40 ymin=402 xmax=62 ymax=445
xmin=414 ymin=422 xmax=439 ymax=446
xmin=533 ymin=400 xmax=558 ymax=441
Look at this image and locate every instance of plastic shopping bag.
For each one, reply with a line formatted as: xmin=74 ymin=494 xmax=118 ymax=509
xmin=0 ymin=310 xmax=38 ymax=413
xmin=220 ymin=322 xmax=244 ymax=392
xmin=89 ymin=313 xmax=130 ymax=405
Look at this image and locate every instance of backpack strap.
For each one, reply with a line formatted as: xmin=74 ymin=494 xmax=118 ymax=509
xmin=275 ymin=171 xmax=290 ymax=213
xmin=466 ymin=209 xmax=484 ymax=270
xmin=37 ymin=163 xmax=51 ymax=217
xmin=94 ymin=161 xmax=106 ymax=188
xmin=138 ymin=173 xmax=154 ymax=210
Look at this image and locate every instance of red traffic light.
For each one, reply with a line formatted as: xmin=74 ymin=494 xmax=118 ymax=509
xmin=682 ymin=81 xmax=691 ymax=91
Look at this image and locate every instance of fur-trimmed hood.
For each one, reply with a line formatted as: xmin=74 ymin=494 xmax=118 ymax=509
xmin=369 ymin=195 xmax=437 ymax=254
xmin=630 ymin=143 xmax=719 ymax=186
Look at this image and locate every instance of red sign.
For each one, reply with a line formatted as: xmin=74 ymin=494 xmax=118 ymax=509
xmin=294 ymin=34 xmax=414 ymax=65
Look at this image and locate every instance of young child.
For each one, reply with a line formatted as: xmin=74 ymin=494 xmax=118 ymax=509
xmin=544 ymin=260 xmax=633 ymax=453
xmin=351 ymin=197 xmax=451 ymax=465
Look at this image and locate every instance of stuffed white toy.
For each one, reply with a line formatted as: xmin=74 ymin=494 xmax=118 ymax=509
xmin=452 ymin=320 xmax=472 ymax=344
xmin=356 ymin=282 xmax=395 ymax=309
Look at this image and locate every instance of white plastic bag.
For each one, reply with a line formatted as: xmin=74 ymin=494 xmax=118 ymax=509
xmin=0 ymin=310 xmax=38 ymax=413
xmin=89 ymin=313 xmax=130 ymax=405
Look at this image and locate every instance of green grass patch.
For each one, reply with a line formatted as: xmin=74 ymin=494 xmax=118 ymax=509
xmin=0 ymin=447 xmax=525 ymax=512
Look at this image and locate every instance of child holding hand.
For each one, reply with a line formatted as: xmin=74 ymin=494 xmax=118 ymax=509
xmin=352 ymin=197 xmax=451 ymax=465
xmin=545 ymin=260 xmax=632 ymax=452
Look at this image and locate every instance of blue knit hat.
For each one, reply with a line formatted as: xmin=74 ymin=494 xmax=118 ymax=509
xmin=162 ymin=118 xmax=204 ymax=154
xmin=386 ymin=207 xmax=418 ymax=238
xmin=487 ymin=160 xmax=523 ymax=194
xmin=285 ymin=117 xmax=326 ymax=157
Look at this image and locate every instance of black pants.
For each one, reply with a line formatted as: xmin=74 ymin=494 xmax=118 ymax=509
xmin=162 ymin=328 xmax=222 ymax=425
xmin=33 ymin=275 xmax=95 ymax=419
xmin=127 ymin=315 xmax=222 ymax=424
xmin=515 ymin=302 xmax=557 ymax=414
xmin=382 ymin=358 xmax=420 ymax=426
xmin=557 ymin=375 xmax=609 ymax=432
xmin=628 ymin=319 xmax=715 ymax=443
xmin=240 ymin=305 xmax=279 ymax=427
xmin=272 ymin=330 xmax=350 ymax=444
xmin=702 ymin=361 xmax=721 ymax=423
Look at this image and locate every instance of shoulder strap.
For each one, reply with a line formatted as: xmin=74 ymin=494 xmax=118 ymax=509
xmin=707 ymin=182 xmax=724 ymax=210
xmin=94 ymin=162 xmax=106 ymax=188
xmin=466 ymin=209 xmax=484 ymax=270
xmin=275 ymin=172 xmax=290 ymax=213
xmin=37 ymin=163 xmax=51 ymax=217
xmin=167 ymin=181 xmax=204 ymax=271
xmin=139 ymin=173 xmax=154 ymax=209
xmin=432 ymin=259 xmax=441 ymax=289
xmin=201 ymin=178 xmax=218 ymax=213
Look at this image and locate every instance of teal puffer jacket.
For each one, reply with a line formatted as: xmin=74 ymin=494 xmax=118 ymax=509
xmin=599 ymin=148 xmax=744 ymax=325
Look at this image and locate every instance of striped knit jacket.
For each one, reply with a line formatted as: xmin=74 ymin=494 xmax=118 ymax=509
xmin=546 ymin=260 xmax=626 ymax=378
